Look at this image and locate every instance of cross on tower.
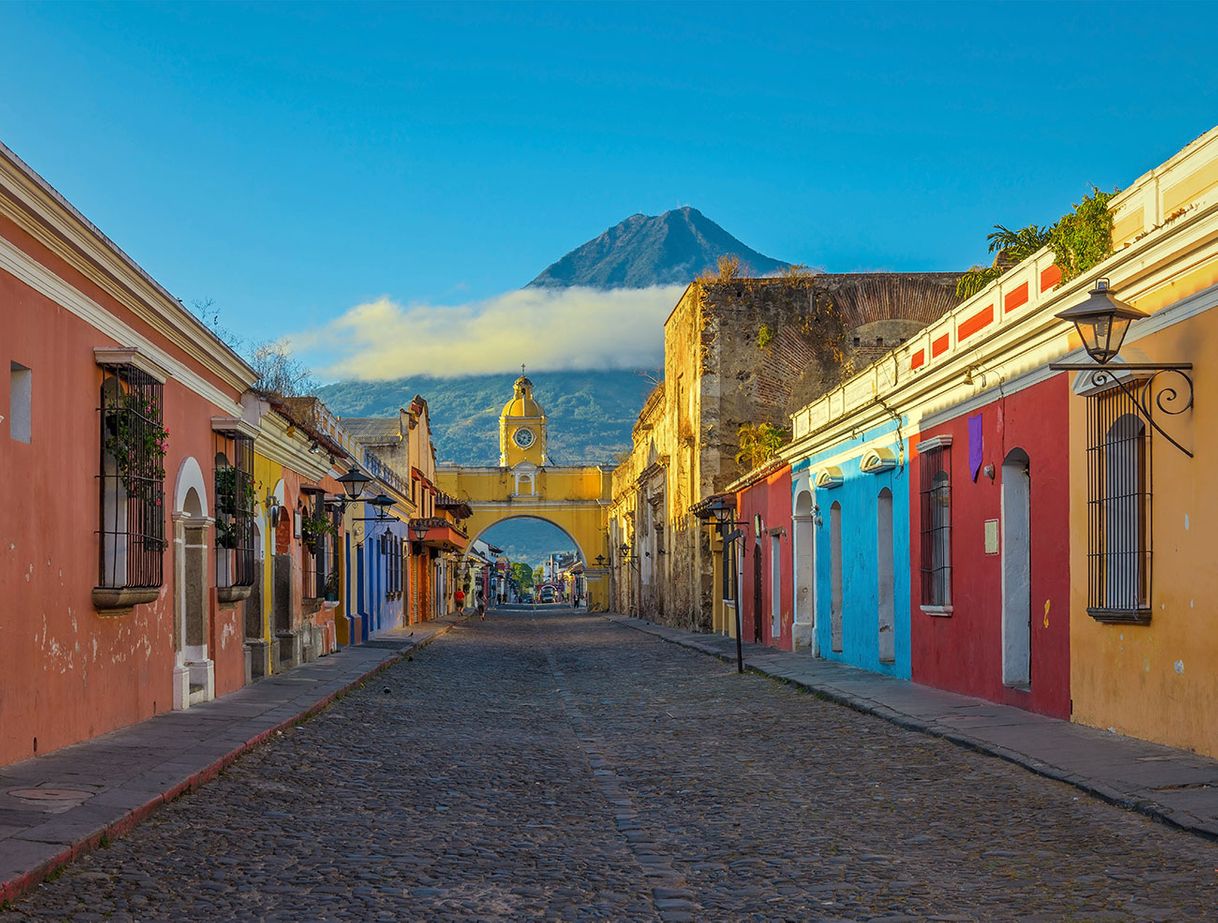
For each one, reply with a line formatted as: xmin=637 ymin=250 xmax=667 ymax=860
xmin=521 ymin=363 xmax=526 ymax=376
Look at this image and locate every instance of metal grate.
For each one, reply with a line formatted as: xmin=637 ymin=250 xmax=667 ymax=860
xmin=97 ymin=365 xmax=165 ymax=589
xmin=919 ymin=445 xmax=952 ymax=607
xmin=214 ymin=431 xmax=256 ymax=588
xmin=1086 ymin=384 xmax=1151 ymax=620
xmin=301 ymin=489 xmax=335 ymax=600
xmin=382 ymin=530 xmax=402 ymax=600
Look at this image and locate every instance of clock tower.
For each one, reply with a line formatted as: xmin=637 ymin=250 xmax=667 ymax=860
xmin=500 ymin=371 xmax=547 ymax=468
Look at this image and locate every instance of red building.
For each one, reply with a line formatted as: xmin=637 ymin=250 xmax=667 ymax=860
xmin=734 ymin=463 xmax=795 ymax=651
xmin=910 ymin=374 xmax=1072 ymax=718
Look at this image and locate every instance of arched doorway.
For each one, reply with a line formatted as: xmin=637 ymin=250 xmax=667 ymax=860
xmin=1002 ymin=448 xmax=1032 ymax=687
xmin=172 ymin=457 xmax=212 ymax=710
xmin=792 ymin=489 xmax=816 ymax=652
xmin=829 ymin=500 xmax=843 ymax=654
xmin=470 ymin=516 xmax=588 ymax=609
xmin=877 ymin=488 xmax=896 ymax=664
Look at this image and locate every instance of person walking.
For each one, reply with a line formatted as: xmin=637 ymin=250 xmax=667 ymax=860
xmin=454 ymin=588 xmax=465 ymax=614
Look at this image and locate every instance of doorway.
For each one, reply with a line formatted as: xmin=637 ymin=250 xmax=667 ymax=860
xmin=172 ymin=463 xmax=213 ymax=710
xmin=877 ymin=488 xmax=895 ymax=663
xmin=1001 ymin=449 xmax=1031 ymax=687
xmin=830 ymin=501 xmax=843 ymax=653
xmin=753 ymin=543 xmax=763 ymax=643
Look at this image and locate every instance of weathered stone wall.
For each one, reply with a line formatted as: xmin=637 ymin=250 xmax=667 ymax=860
xmin=611 ymin=273 xmax=962 ymax=633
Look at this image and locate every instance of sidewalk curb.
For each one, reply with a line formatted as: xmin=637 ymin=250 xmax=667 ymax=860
xmin=605 ymin=615 xmax=1218 ymax=844
xmin=0 ymin=619 xmax=460 ymax=907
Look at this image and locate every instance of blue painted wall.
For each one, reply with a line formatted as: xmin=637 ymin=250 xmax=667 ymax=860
xmin=356 ymin=517 xmax=407 ymax=637
xmin=798 ymin=420 xmax=913 ymax=678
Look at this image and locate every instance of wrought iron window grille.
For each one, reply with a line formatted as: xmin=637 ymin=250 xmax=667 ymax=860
xmin=97 ymin=364 xmax=166 ymax=591
xmin=214 ymin=431 xmax=256 ymax=589
xmin=1050 ymin=362 xmax=1194 ymax=458
xmin=1080 ymin=381 xmax=1154 ymax=624
xmin=918 ymin=441 xmax=952 ymax=612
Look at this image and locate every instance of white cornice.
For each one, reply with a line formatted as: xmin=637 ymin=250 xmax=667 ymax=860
xmin=256 ymin=412 xmax=331 ymax=482
xmin=785 ymin=202 xmax=1218 ymax=464
xmin=0 ymin=143 xmax=257 ymax=394
xmin=93 ymin=347 xmax=170 ymax=383
xmin=211 ymin=416 xmax=260 ymax=440
xmin=0 ymin=234 xmax=243 ymax=415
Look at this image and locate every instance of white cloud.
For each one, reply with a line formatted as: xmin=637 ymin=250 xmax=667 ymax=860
xmin=290 ymin=285 xmax=684 ymax=380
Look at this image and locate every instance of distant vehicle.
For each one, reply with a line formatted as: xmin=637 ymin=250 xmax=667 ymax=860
xmin=521 ymin=593 xmax=535 ymax=603
xmin=540 ymin=586 xmax=555 ymax=603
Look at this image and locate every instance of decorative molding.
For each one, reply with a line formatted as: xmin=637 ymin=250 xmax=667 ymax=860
xmin=813 ymin=467 xmax=844 ymax=490
xmin=92 ymin=586 xmax=160 ymax=612
xmin=0 ymin=142 xmax=257 ymax=393
xmin=0 ymin=235 xmax=242 ymax=413
xmin=915 ymin=435 xmax=953 ymax=454
xmin=860 ymin=448 xmax=898 ymax=475
xmin=211 ymin=416 xmax=260 ymax=440
xmin=93 ymin=347 xmax=170 ymax=383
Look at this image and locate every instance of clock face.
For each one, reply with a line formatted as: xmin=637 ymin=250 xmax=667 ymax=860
xmin=513 ymin=427 xmax=536 ymax=449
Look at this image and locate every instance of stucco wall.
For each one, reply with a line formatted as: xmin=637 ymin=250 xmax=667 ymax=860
xmin=803 ymin=423 xmax=913 ymax=678
xmin=1070 ymin=284 xmax=1218 ymax=755
xmin=0 ymin=223 xmax=245 ymax=765
xmin=737 ymin=468 xmax=794 ymax=650
xmin=911 ymin=374 xmax=1071 ymax=718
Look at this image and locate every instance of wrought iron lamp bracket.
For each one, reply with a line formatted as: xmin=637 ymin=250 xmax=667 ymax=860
xmin=1050 ymin=362 xmax=1194 ymax=459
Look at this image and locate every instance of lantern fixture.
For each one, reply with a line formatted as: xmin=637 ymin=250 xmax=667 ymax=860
xmin=337 ymin=466 xmax=373 ymax=501
xmin=1054 ymin=278 xmax=1149 ymax=365
xmin=410 ymin=520 xmax=431 ymax=544
xmin=1050 ymin=278 xmax=1194 ymax=459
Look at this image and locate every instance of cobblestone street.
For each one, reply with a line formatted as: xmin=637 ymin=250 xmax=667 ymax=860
xmin=6 ymin=610 xmax=1218 ymax=921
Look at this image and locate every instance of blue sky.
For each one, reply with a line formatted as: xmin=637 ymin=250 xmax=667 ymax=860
xmin=2 ymin=2 xmax=1216 ymax=375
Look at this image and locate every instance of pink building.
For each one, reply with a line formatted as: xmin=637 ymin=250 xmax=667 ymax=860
xmin=0 ymin=142 xmax=262 ymax=766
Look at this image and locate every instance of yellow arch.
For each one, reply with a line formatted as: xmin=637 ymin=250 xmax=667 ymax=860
xmin=436 ymin=464 xmax=612 ymax=610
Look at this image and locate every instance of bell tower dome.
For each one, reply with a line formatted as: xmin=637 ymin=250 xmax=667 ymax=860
xmin=500 ymin=369 xmax=547 ymax=467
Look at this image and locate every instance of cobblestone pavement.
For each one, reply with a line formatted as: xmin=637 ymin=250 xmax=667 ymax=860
xmin=6 ymin=611 xmax=1218 ymax=921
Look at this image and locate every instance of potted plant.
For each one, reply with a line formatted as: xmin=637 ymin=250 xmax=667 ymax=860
xmin=300 ymin=509 xmax=336 ymax=550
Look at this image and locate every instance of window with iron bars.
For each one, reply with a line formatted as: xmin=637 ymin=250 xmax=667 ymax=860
xmin=382 ymin=531 xmax=402 ymax=599
xmin=721 ymin=528 xmax=737 ymax=603
xmin=301 ymin=490 xmax=338 ymax=601
xmin=1086 ymin=384 xmax=1151 ymax=623
xmin=98 ymin=364 xmax=166 ymax=589
xmin=918 ymin=440 xmax=952 ymax=611
xmin=214 ymin=431 xmax=255 ymax=588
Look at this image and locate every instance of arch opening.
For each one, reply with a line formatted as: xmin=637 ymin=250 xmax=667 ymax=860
xmin=468 ymin=515 xmax=588 ymax=608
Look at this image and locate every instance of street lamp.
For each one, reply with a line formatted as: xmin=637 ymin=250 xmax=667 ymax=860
xmin=692 ymin=493 xmax=745 ymax=673
xmin=1054 ymin=278 xmax=1150 ymax=365
xmin=1050 ymin=278 xmax=1194 ymax=458
xmin=336 ymin=466 xmax=373 ymax=501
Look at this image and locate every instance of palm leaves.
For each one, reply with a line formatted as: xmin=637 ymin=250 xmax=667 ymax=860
xmin=956 ymin=223 xmax=1050 ymax=299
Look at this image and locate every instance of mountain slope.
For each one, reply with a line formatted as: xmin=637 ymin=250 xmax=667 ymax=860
xmin=317 ymin=370 xmax=658 ymax=467
xmin=528 ymin=206 xmax=789 ymax=288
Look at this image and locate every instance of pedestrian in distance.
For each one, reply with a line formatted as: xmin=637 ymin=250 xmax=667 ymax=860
xmin=454 ymin=588 xmax=465 ymax=613
xmin=477 ymin=601 xmax=486 ymax=621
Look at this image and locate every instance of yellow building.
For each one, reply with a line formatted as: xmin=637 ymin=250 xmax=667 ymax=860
xmin=1060 ymin=127 xmax=1218 ymax=758
xmin=436 ymin=374 xmax=613 ymax=610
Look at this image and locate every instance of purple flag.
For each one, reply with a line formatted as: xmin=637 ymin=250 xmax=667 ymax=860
xmin=968 ymin=414 xmax=983 ymax=482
